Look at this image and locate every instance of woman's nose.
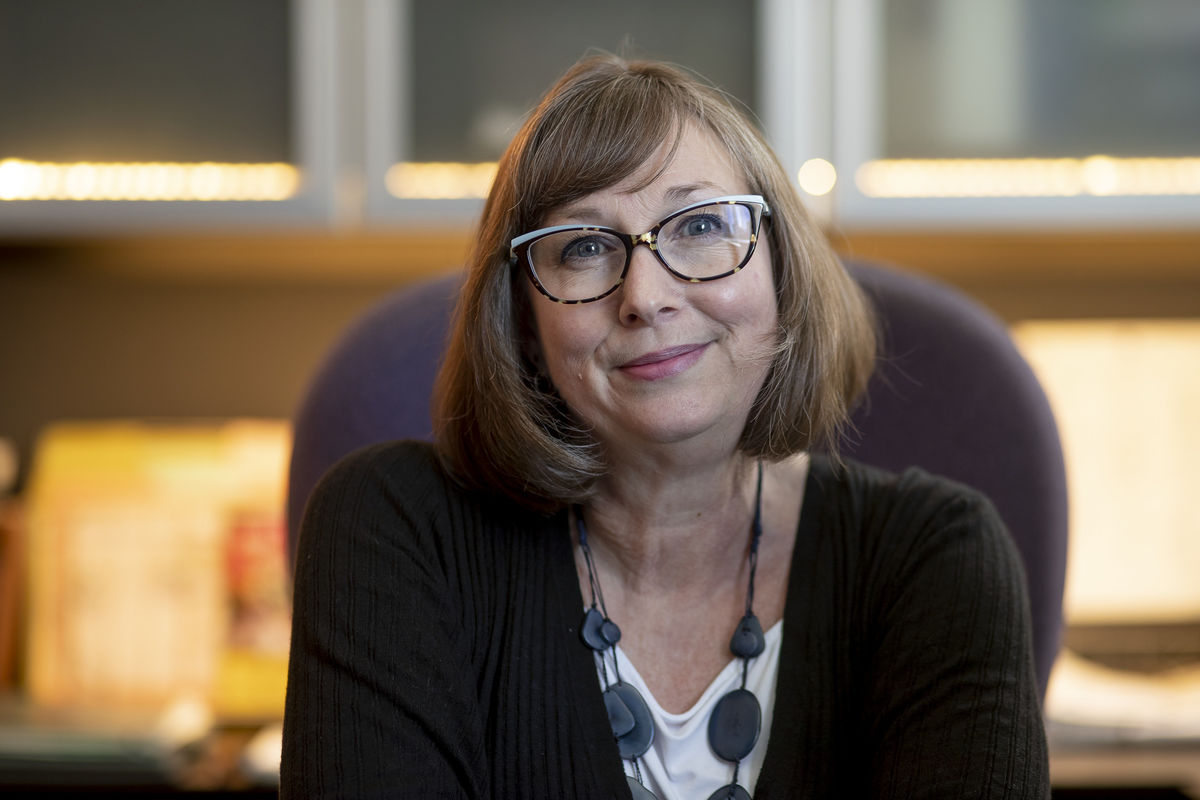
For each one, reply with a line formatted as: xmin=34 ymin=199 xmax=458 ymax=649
xmin=617 ymin=242 xmax=681 ymax=325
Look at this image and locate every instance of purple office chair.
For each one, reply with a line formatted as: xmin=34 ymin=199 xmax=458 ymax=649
xmin=286 ymin=261 xmax=1068 ymax=698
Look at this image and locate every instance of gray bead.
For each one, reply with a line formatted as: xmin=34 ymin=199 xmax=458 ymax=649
xmin=581 ymin=607 xmax=619 ymax=651
xmin=605 ymin=682 xmax=653 ymax=759
xmin=708 ymin=688 xmax=761 ymax=762
xmin=729 ymin=613 xmax=765 ymax=659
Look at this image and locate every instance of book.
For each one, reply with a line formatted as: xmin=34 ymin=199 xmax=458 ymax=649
xmin=24 ymin=419 xmax=292 ymax=721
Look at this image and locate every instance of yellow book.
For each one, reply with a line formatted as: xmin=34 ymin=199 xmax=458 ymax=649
xmin=24 ymin=419 xmax=291 ymax=722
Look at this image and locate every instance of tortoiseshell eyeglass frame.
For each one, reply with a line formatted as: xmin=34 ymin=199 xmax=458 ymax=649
xmin=509 ymin=194 xmax=771 ymax=305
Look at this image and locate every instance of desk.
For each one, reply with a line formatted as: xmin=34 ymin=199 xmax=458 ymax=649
xmin=1052 ymin=744 xmax=1200 ymax=799
xmin=0 ymin=721 xmax=278 ymax=797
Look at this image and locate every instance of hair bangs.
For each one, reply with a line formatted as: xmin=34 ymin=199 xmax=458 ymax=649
xmin=514 ymin=71 xmax=694 ymax=232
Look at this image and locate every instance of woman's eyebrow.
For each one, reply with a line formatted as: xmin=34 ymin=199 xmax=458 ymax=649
xmin=662 ymin=182 xmax=723 ymax=205
xmin=549 ymin=182 xmax=726 ymax=226
xmin=546 ymin=203 xmax=603 ymax=225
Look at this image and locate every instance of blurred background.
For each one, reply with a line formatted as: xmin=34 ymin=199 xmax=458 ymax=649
xmin=1 ymin=0 xmax=1198 ymax=795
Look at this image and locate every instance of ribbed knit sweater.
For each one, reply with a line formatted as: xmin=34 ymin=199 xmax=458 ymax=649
xmin=281 ymin=441 xmax=1048 ymax=798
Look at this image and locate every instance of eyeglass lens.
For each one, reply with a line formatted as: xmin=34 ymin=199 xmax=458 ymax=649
xmin=527 ymin=202 xmax=756 ymax=302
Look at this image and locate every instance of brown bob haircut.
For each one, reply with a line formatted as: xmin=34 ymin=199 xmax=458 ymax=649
xmin=433 ymin=54 xmax=876 ymax=512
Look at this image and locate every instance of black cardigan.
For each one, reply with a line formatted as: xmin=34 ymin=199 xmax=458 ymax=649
xmin=281 ymin=441 xmax=1048 ymax=798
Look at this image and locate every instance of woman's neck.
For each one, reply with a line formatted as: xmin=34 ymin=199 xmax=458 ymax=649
xmin=573 ymin=451 xmax=808 ymax=712
xmin=580 ymin=452 xmax=760 ymax=597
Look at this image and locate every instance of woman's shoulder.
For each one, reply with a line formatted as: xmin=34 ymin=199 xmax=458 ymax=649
xmin=315 ymin=438 xmax=442 ymax=490
xmin=308 ymin=439 xmax=482 ymax=516
xmin=807 ymin=452 xmax=1004 ymax=536
xmin=295 ymin=440 xmax=562 ymax=610
xmin=800 ymin=453 xmax=1021 ymax=592
xmin=302 ymin=438 xmax=553 ymax=549
xmin=796 ymin=455 xmax=1034 ymax=671
xmin=299 ymin=439 xmax=479 ymax=550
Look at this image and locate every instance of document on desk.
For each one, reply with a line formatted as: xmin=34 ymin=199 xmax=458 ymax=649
xmin=1046 ymin=649 xmax=1200 ymax=746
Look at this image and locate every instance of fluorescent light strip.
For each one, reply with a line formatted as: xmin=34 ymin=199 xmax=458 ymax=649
xmin=386 ymin=162 xmax=498 ymax=199
xmin=0 ymin=159 xmax=300 ymax=201
xmin=856 ymin=156 xmax=1200 ymax=199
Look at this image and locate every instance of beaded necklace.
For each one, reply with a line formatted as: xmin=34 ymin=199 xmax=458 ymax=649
xmin=575 ymin=462 xmax=766 ymax=800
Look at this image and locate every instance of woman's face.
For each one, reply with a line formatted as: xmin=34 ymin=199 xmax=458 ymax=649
xmin=526 ymin=124 xmax=779 ymax=458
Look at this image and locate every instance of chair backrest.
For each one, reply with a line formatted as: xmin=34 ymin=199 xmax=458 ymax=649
xmin=286 ymin=261 xmax=1067 ymax=698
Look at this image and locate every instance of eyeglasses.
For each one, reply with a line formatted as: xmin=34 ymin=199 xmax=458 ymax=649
xmin=510 ymin=194 xmax=771 ymax=304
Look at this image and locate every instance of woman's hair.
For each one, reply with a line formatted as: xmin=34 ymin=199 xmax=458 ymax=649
xmin=433 ymin=54 xmax=876 ymax=511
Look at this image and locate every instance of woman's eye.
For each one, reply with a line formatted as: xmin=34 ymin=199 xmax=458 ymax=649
xmin=681 ymin=214 xmax=722 ymax=237
xmin=561 ymin=235 xmax=612 ymax=263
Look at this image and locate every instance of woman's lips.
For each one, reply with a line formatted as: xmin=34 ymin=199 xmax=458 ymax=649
xmin=618 ymin=343 xmax=709 ymax=381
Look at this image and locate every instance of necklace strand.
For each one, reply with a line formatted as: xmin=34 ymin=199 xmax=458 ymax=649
xmin=575 ymin=462 xmax=766 ymax=800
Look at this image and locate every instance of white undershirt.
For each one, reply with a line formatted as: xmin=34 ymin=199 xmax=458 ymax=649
xmin=593 ymin=619 xmax=784 ymax=800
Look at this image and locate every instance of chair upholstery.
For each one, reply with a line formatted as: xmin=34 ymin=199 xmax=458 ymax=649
xmin=286 ymin=261 xmax=1068 ymax=698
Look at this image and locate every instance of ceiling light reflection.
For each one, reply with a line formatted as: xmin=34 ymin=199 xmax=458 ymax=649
xmin=385 ymin=162 xmax=497 ymax=199
xmin=797 ymin=158 xmax=838 ymax=196
xmin=856 ymin=156 xmax=1200 ymax=199
xmin=0 ymin=159 xmax=300 ymax=201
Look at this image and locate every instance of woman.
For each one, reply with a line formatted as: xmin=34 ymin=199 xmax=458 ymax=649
xmin=282 ymin=56 xmax=1048 ymax=799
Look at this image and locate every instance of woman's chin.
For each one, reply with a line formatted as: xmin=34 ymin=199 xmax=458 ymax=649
xmin=601 ymin=411 xmax=743 ymax=456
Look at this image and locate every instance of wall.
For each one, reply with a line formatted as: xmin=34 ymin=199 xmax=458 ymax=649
xmin=0 ymin=231 xmax=469 ymax=488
